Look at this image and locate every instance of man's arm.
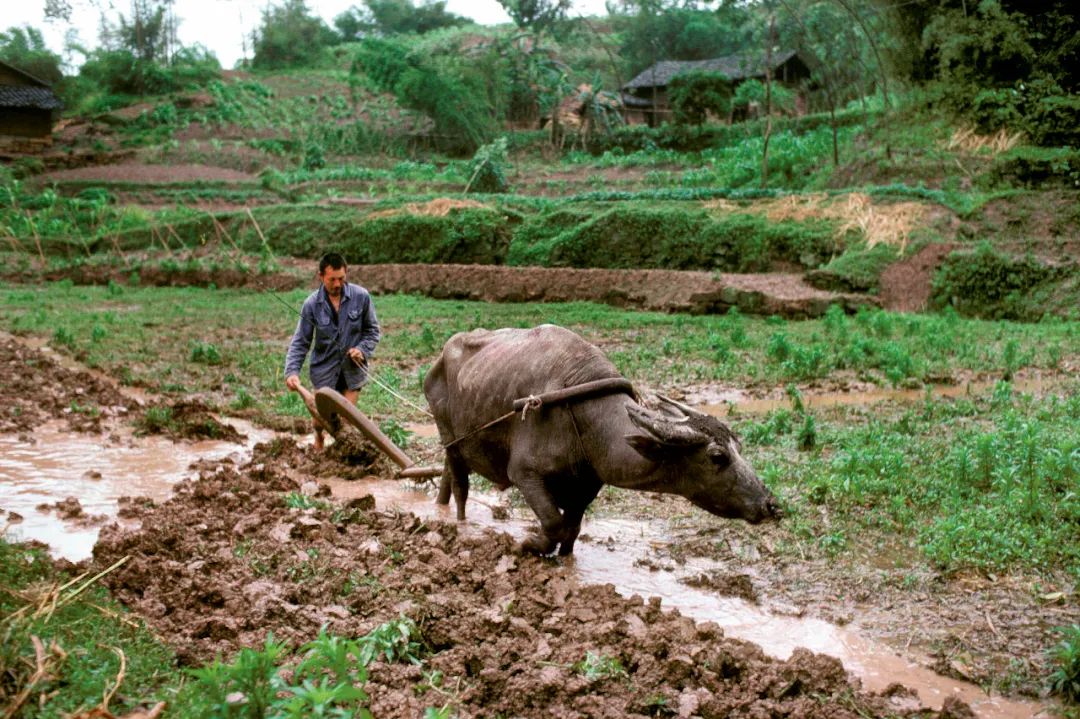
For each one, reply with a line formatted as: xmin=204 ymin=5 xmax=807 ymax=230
xmin=284 ymin=301 xmax=315 ymax=384
xmin=355 ymin=293 xmax=381 ymax=361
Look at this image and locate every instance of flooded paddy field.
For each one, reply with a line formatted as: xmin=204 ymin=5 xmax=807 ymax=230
xmin=1 ymin=285 xmax=1078 ymax=718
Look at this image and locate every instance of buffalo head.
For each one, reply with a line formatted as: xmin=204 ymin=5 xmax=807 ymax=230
xmin=624 ymin=395 xmax=781 ymax=524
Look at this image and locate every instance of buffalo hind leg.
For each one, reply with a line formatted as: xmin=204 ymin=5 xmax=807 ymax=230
xmin=436 ymin=450 xmax=470 ymax=520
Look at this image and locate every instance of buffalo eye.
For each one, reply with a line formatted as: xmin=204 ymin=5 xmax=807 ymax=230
xmin=710 ymin=449 xmax=732 ymax=470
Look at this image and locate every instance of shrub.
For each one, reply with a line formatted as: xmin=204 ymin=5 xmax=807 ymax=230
xmin=1046 ymin=624 xmax=1080 ymax=703
xmin=338 ymin=208 xmax=512 ymax=265
xmin=805 ymin=243 xmax=898 ymax=293
xmin=668 ymin=71 xmax=732 ymax=126
xmin=508 ymin=205 xmax=840 ymax=272
xmin=981 ymin=147 xmax=1080 ymax=190
xmin=466 ymin=137 xmax=510 ymax=194
xmin=930 ymin=242 xmax=1062 ymax=320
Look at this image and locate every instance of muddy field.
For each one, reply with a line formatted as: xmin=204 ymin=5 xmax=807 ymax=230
xmin=3 ymin=330 xmax=1076 ymax=717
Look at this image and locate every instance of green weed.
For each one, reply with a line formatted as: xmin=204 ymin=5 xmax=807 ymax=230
xmin=1047 ymin=625 xmax=1080 ymax=704
xmin=574 ymin=651 xmax=628 ymax=682
xmin=284 ymin=491 xmax=330 ymax=511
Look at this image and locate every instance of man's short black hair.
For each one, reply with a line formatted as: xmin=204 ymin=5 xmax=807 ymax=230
xmin=319 ymin=252 xmax=347 ymax=274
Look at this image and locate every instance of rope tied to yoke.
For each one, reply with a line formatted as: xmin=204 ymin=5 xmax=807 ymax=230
xmin=519 ymin=395 xmax=542 ymax=420
xmin=441 ymin=377 xmax=635 ymax=450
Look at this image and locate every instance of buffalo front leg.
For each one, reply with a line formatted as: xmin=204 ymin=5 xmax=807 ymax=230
xmin=435 ymin=449 xmax=470 ymax=520
xmin=512 ymin=469 xmax=567 ymax=555
xmin=553 ymin=477 xmax=602 ymax=556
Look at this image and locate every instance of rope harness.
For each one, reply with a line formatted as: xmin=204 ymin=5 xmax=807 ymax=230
xmin=442 ymin=377 xmax=635 ymax=450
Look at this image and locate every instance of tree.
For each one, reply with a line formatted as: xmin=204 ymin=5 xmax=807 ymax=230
xmin=668 ymin=71 xmax=732 ymax=125
xmin=0 ymin=26 xmax=64 ymax=84
xmin=362 ymin=0 xmax=469 ymax=36
xmin=614 ymin=0 xmax=751 ymax=76
xmin=497 ymin=0 xmax=571 ymax=34
xmin=252 ymin=0 xmax=336 ymax=70
xmin=354 ymin=37 xmax=496 ymax=151
xmin=334 ymin=7 xmax=369 ymax=42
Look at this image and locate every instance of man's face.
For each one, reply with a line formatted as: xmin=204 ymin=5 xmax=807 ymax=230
xmin=320 ymin=265 xmax=346 ymax=298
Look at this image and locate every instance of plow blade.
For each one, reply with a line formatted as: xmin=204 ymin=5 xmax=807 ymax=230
xmin=314 ymin=387 xmax=441 ymax=479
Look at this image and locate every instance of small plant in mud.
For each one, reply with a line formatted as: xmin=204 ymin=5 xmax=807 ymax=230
xmin=185 ymin=630 xmax=376 ymax=719
xmin=231 ymin=386 xmax=256 ymax=410
xmin=1047 ymin=624 xmax=1080 ymax=704
xmin=69 ymin=400 xmax=101 ymax=417
xmin=135 ymin=405 xmax=175 ymax=435
xmin=190 ymin=341 xmax=223 ymax=365
xmin=284 ymin=492 xmax=330 ymax=511
xmin=358 ymin=617 xmax=425 ymax=666
xmin=642 ymin=693 xmax=676 ymax=716
xmin=52 ymin=326 xmax=75 ymax=349
xmin=574 ymin=651 xmax=628 ymax=682
xmin=379 ymin=419 xmax=412 ymax=449
xmin=187 ymin=634 xmax=289 ymax=718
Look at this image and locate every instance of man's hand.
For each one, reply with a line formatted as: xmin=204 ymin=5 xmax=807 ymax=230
xmin=348 ymin=348 xmax=365 ymax=365
xmin=285 ymin=374 xmax=301 ymax=391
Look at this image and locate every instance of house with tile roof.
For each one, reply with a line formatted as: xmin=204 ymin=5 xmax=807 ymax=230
xmin=621 ymin=49 xmax=814 ymax=125
xmin=1 ymin=59 xmax=64 ymax=151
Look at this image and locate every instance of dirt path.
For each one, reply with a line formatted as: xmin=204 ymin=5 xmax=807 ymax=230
xmin=36 ymin=162 xmax=257 ymax=184
xmin=12 ymin=261 xmax=880 ymax=319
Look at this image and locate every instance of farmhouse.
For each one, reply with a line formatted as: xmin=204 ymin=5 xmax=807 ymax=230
xmin=621 ymin=49 xmax=814 ymax=125
xmin=0 ymin=59 xmax=64 ymax=152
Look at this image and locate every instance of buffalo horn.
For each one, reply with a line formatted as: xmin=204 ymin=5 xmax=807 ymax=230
xmin=627 ymin=403 xmax=708 ymax=447
xmin=656 ymin=393 xmax=710 ymax=420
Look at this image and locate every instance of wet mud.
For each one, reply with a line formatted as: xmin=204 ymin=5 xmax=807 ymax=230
xmin=1 ymin=333 xmax=1070 ymax=717
xmin=136 ymin=399 xmax=247 ymax=442
xmin=92 ymin=437 xmax=969 ymax=719
xmin=0 ymin=336 xmax=138 ymax=434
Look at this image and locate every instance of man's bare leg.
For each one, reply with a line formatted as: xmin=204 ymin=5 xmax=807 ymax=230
xmin=314 ymin=388 xmax=359 ymax=451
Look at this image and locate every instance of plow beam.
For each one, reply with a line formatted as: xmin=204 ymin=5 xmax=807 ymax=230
xmin=314 ymin=387 xmax=441 ymax=479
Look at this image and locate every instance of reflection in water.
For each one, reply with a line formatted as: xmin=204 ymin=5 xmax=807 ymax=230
xmin=323 ymin=475 xmax=1051 ymax=719
xmin=0 ymin=420 xmax=274 ymax=561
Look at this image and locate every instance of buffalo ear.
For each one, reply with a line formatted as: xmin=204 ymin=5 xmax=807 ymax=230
xmin=625 ymin=433 xmax=669 ymax=461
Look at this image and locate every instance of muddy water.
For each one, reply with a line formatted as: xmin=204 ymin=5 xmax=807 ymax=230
xmin=690 ymin=377 xmax=1047 ymax=417
xmin=0 ymin=426 xmax=1050 ymax=718
xmin=325 ymin=475 xmax=1051 ymax=719
xmin=0 ymin=420 xmax=274 ymax=561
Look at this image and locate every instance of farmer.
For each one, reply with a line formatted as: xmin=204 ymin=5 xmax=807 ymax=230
xmin=284 ymin=252 xmax=380 ymax=450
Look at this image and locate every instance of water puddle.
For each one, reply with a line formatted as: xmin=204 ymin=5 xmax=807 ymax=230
xmin=0 ymin=419 xmax=274 ymax=561
xmin=691 ymin=377 xmax=1047 ymax=417
xmin=324 ymin=475 xmax=1052 ymax=719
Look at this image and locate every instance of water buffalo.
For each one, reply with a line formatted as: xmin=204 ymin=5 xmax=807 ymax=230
xmin=424 ymin=324 xmax=780 ymax=555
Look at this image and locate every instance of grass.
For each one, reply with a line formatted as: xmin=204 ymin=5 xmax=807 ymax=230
xmin=2 ymin=281 xmax=1077 ymax=421
xmin=0 ymin=540 xmax=180 ymax=717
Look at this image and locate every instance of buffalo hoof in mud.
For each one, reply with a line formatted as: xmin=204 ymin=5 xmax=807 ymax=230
xmin=518 ymin=532 xmax=559 ymax=556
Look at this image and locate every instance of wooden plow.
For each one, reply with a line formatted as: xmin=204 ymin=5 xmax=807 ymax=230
xmin=292 ymin=385 xmax=443 ymax=480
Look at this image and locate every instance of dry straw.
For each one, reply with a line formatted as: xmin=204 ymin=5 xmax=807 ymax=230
xmin=366 ymin=197 xmax=489 ymax=221
xmin=946 ymin=125 xmax=1024 ymax=154
xmin=705 ymin=193 xmax=927 ymax=252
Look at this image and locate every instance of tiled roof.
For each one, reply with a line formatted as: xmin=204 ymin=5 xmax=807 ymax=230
xmin=623 ymin=50 xmax=800 ymax=90
xmin=0 ymin=84 xmax=64 ymax=110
